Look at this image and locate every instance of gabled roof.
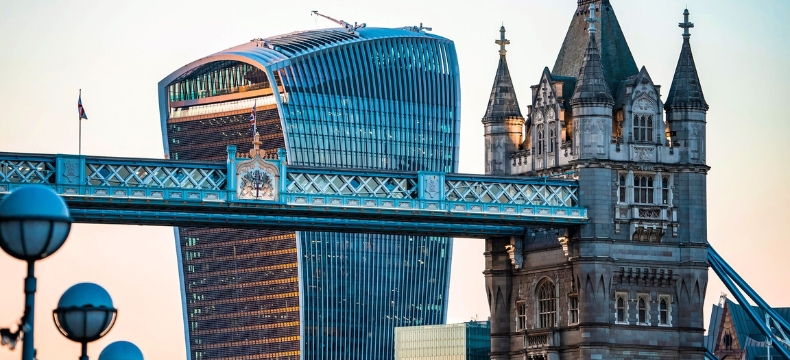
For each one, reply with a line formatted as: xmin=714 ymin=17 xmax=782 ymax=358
xmin=664 ymin=25 xmax=708 ymax=111
xmin=706 ymin=304 xmax=724 ymax=352
xmin=614 ymin=66 xmax=659 ymax=109
xmin=483 ymin=49 xmax=523 ymax=121
xmin=553 ymin=0 xmax=638 ymax=100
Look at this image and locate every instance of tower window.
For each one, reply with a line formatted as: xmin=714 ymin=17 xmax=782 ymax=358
xmin=662 ymin=176 xmax=670 ymax=205
xmin=633 ymin=114 xmax=654 ymax=142
xmin=637 ymin=295 xmax=648 ymax=324
xmin=549 ymin=123 xmax=556 ymax=153
xmin=516 ymin=301 xmax=527 ymax=330
xmin=537 ymin=124 xmax=545 ymax=155
xmin=615 ymin=293 xmax=628 ymax=323
xmin=569 ymin=294 xmax=579 ymax=325
xmin=537 ymin=279 xmax=556 ymax=328
xmin=659 ymin=295 xmax=672 ymax=326
xmin=618 ymin=174 xmax=626 ymax=203
xmin=634 ymin=175 xmax=654 ymax=204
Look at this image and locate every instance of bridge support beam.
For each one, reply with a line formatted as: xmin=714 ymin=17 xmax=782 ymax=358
xmin=484 ymin=236 xmax=513 ymax=359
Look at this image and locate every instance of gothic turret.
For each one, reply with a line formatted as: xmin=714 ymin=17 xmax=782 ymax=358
xmin=665 ymin=8 xmax=708 ymax=164
xmin=483 ymin=26 xmax=525 ymax=175
xmin=570 ymin=4 xmax=614 ymax=160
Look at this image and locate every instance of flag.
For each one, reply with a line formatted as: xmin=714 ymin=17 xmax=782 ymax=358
xmin=78 ymin=90 xmax=88 ymax=120
xmin=249 ymin=100 xmax=257 ymax=133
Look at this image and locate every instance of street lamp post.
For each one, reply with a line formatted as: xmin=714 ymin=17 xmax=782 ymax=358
xmin=53 ymin=283 xmax=117 ymax=360
xmin=0 ymin=186 xmax=73 ymax=360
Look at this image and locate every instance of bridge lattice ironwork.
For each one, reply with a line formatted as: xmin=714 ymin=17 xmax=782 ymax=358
xmin=0 ymin=149 xmax=586 ymax=237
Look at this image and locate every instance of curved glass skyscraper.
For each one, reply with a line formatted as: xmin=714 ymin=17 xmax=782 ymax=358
xmin=158 ymin=27 xmax=460 ymax=360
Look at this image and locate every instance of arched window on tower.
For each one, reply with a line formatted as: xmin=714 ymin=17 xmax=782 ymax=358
xmin=549 ymin=122 xmax=557 ymax=153
xmin=657 ymin=294 xmax=672 ymax=326
xmin=536 ymin=279 xmax=556 ymax=328
xmin=633 ymin=114 xmax=654 ymax=142
xmin=637 ymin=295 xmax=648 ymax=324
xmin=659 ymin=297 xmax=669 ymax=325
xmin=616 ymin=293 xmax=627 ymax=323
xmin=537 ymin=124 xmax=545 ymax=155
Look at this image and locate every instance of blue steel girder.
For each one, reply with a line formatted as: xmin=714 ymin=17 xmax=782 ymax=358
xmin=708 ymin=246 xmax=790 ymax=359
xmin=0 ymin=150 xmax=587 ymax=237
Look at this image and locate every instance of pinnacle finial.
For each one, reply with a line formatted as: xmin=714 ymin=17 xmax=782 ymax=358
xmin=495 ymin=25 xmax=510 ymax=57
xmin=585 ymin=3 xmax=599 ymax=34
xmin=680 ymin=8 xmax=694 ymax=39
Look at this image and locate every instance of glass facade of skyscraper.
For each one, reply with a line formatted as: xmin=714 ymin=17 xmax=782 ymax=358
xmin=158 ymin=27 xmax=460 ymax=360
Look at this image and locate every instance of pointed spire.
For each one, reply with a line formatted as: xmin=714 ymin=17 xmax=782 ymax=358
xmin=665 ymin=8 xmax=708 ymax=111
xmin=571 ymin=4 xmax=613 ymax=106
xmin=483 ymin=26 xmax=523 ymax=121
xmin=554 ymin=0 xmax=637 ymax=98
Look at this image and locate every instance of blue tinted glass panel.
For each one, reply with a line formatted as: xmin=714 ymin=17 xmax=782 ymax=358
xmin=278 ymin=36 xmax=461 ymax=360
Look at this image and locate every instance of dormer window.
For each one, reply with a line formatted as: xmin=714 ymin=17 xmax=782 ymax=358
xmin=633 ymin=114 xmax=654 ymax=142
xmin=537 ymin=124 xmax=545 ymax=155
xmin=549 ymin=123 xmax=557 ymax=153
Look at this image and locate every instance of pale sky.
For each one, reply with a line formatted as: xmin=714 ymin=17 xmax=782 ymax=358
xmin=1 ymin=0 xmax=789 ymax=359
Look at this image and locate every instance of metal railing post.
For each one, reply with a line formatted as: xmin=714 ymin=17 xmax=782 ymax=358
xmin=226 ymin=146 xmax=237 ymax=201
xmin=277 ymin=148 xmax=288 ymax=202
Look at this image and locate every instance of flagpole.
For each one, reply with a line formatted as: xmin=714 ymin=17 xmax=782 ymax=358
xmin=252 ymin=100 xmax=257 ymax=135
xmin=79 ymin=89 xmax=82 ymax=156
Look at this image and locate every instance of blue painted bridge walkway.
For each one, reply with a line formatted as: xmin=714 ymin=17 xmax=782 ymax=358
xmin=0 ymin=145 xmax=586 ymax=238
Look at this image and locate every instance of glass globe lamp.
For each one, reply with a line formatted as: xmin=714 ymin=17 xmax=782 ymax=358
xmin=0 ymin=186 xmax=72 ymax=260
xmin=53 ymin=283 xmax=117 ymax=360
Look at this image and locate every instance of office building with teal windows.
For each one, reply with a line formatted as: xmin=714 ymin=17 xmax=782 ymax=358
xmin=158 ymin=25 xmax=460 ymax=360
xmin=394 ymin=321 xmax=491 ymax=360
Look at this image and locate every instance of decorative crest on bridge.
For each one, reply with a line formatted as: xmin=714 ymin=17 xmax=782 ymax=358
xmin=236 ymin=133 xmax=279 ymax=200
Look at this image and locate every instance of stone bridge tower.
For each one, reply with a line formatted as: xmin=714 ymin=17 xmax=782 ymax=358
xmin=483 ymin=2 xmax=709 ymax=359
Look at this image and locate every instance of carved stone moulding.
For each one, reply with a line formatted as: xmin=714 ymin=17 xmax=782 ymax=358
xmin=236 ymin=156 xmax=279 ymax=201
xmin=631 ymin=223 xmax=666 ymax=242
xmin=615 ymin=266 xmax=676 ymax=287
xmin=631 ymin=145 xmax=655 ymax=162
